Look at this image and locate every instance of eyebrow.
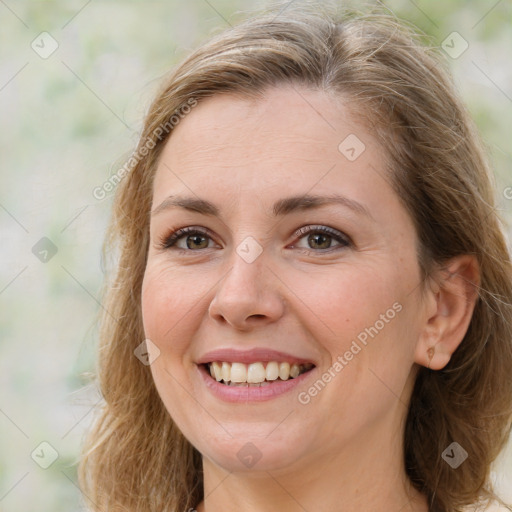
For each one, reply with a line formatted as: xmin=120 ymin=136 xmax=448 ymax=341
xmin=151 ymin=193 xmax=374 ymax=220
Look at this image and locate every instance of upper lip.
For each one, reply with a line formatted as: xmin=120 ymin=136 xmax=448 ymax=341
xmin=196 ymin=348 xmax=317 ymax=366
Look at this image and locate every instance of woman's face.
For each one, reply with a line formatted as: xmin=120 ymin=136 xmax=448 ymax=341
xmin=141 ymin=86 xmax=430 ymax=474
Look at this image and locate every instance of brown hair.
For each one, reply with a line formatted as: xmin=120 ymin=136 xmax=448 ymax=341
xmin=78 ymin=3 xmax=512 ymax=511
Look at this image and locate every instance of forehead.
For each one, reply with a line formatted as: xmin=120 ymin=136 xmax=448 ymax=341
xmin=159 ymin=87 xmax=363 ymax=166
xmin=151 ymin=85 xmax=393 ymax=217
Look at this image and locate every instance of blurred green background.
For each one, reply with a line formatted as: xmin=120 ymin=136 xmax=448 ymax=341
xmin=1 ymin=1 xmax=511 ymax=510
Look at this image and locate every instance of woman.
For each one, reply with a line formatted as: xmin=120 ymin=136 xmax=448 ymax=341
xmin=79 ymin=3 xmax=512 ymax=511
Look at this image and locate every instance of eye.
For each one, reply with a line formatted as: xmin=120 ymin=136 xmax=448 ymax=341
xmin=156 ymin=224 xmax=352 ymax=253
xmin=290 ymin=225 xmax=352 ymax=252
xmin=157 ymin=226 xmax=217 ymax=251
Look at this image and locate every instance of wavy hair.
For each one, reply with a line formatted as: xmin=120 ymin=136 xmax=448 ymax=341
xmin=78 ymin=3 xmax=512 ymax=511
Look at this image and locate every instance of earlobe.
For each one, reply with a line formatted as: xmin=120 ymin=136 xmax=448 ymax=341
xmin=420 ymin=343 xmax=452 ymax=371
xmin=414 ymin=255 xmax=480 ymax=370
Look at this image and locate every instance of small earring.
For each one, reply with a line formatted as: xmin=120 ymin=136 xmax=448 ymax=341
xmin=427 ymin=346 xmax=435 ymax=369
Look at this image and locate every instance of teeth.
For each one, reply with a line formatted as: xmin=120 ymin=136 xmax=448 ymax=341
xmin=279 ymin=362 xmax=290 ymax=380
xmin=221 ymin=362 xmax=230 ymax=382
xmin=290 ymin=363 xmax=300 ymax=378
xmin=230 ymin=362 xmax=246 ymax=383
xmin=265 ymin=361 xmax=279 ymax=381
xmin=247 ymin=362 xmax=266 ymax=383
xmin=206 ymin=361 xmax=313 ymax=384
xmin=211 ymin=362 xmax=222 ymax=381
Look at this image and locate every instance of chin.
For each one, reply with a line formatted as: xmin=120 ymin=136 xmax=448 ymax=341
xmin=194 ymin=427 xmax=312 ymax=474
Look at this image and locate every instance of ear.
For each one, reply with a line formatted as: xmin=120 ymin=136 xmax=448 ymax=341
xmin=414 ymin=255 xmax=480 ymax=370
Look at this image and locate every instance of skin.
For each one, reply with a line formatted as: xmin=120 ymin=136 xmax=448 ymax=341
xmin=141 ymin=85 xmax=479 ymax=512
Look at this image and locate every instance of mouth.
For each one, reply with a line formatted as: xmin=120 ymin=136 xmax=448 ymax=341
xmin=202 ymin=361 xmax=316 ymax=387
xmin=196 ymin=348 xmax=318 ymax=402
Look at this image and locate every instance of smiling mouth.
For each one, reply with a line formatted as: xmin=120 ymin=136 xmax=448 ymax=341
xmin=203 ymin=361 xmax=315 ymax=387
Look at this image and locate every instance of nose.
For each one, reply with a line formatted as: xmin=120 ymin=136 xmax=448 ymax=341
xmin=208 ymin=249 xmax=285 ymax=331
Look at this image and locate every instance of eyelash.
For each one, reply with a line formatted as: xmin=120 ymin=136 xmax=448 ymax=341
xmin=157 ymin=225 xmax=353 ymax=254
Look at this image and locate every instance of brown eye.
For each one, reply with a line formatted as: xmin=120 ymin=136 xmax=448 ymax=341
xmin=307 ymin=232 xmax=333 ymax=250
xmin=159 ymin=227 xmax=216 ymax=251
xmin=185 ymin=234 xmax=210 ymax=250
xmin=292 ymin=225 xmax=352 ymax=252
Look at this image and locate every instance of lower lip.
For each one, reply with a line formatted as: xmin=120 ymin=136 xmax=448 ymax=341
xmin=197 ymin=364 xmax=315 ymax=403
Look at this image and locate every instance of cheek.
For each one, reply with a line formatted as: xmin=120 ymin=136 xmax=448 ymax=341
xmin=141 ymin=262 xmax=209 ymax=355
xmin=291 ymin=260 xmax=419 ymax=397
xmin=140 ymin=264 xmax=202 ymax=427
xmin=289 ymin=263 xmax=403 ymax=350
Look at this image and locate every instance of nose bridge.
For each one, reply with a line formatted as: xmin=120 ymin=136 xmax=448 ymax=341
xmin=231 ymin=237 xmax=269 ymax=291
xmin=222 ymin=228 xmax=270 ymax=290
xmin=221 ymin=240 xmax=270 ymax=302
xmin=208 ymin=239 xmax=285 ymax=328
